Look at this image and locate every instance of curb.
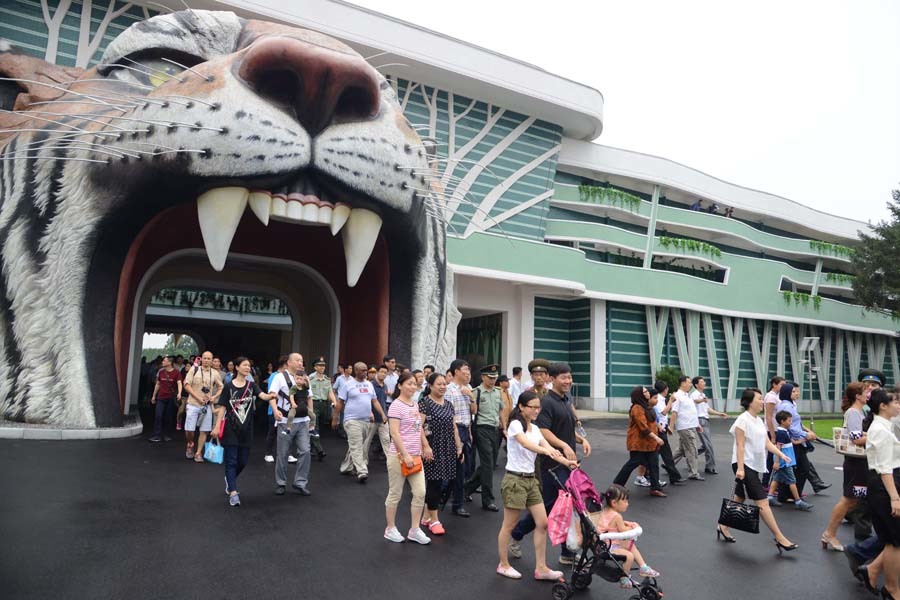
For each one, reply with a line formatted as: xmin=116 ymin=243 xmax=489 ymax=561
xmin=0 ymin=421 xmax=143 ymax=440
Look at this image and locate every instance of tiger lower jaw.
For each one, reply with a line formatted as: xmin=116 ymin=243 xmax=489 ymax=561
xmin=196 ymin=185 xmax=380 ymax=287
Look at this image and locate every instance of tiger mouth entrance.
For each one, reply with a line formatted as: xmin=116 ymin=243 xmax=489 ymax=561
xmin=114 ymin=200 xmax=395 ymax=420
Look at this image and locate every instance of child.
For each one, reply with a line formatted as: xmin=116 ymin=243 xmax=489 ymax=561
xmin=767 ymin=411 xmax=813 ymax=511
xmin=592 ymin=484 xmax=660 ymax=588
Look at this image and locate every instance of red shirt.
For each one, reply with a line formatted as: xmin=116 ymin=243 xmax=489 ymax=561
xmin=156 ymin=368 xmax=182 ymax=400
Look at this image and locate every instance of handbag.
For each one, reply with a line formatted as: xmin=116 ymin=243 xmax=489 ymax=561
xmin=400 ymin=455 xmax=423 ymax=477
xmin=803 ymin=439 xmax=815 ymax=453
xmin=203 ymin=440 xmax=224 ymax=464
xmin=717 ymin=479 xmax=760 ymax=534
xmin=833 ymin=427 xmax=866 ymax=457
xmin=547 ymin=489 xmax=574 ymax=546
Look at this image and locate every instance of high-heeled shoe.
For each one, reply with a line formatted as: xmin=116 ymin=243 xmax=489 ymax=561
xmin=857 ymin=565 xmax=878 ymax=596
xmin=716 ymin=526 xmax=736 ymax=543
xmin=820 ymin=533 xmax=844 ymax=552
xmin=774 ymin=539 xmax=798 ymax=555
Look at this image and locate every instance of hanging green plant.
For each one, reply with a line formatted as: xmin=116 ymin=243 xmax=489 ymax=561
xmin=783 ymin=291 xmax=792 ymax=304
xmin=658 ymin=236 xmax=722 ymax=258
xmin=782 ymin=291 xmax=822 ymax=312
xmin=809 ymin=240 xmax=855 ymax=259
xmin=824 ymin=272 xmax=854 ymax=286
xmin=577 ymin=184 xmax=642 ymax=212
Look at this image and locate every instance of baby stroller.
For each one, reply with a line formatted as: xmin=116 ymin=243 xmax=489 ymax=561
xmin=547 ymin=466 xmax=663 ymax=600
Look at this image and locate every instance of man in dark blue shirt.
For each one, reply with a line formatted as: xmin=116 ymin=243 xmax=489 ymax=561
xmin=508 ymin=362 xmax=592 ymax=565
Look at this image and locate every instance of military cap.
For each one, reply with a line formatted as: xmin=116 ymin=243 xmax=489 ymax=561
xmin=528 ymin=359 xmax=550 ymax=374
xmin=480 ymin=364 xmax=500 ymax=378
xmin=858 ymin=368 xmax=885 ymax=387
xmin=313 ymin=356 xmax=327 ymax=366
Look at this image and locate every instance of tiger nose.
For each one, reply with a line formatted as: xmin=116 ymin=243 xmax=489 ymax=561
xmin=237 ymin=36 xmax=381 ymax=136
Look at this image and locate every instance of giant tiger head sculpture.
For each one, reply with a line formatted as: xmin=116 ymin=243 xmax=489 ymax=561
xmin=0 ymin=10 xmax=460 ymax=427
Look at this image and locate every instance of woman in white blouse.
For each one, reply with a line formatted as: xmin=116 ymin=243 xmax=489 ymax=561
xmin=717 ymin=388 xmax=796 ymax=553
xmin=864 ymin=388 xmax=900 ymax=599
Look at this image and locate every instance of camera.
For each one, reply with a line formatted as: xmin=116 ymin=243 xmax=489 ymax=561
xmin=201 ymin=386 xmax=210 ymax=394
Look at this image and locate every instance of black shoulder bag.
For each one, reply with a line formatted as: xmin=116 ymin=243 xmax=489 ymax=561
xmin=717 ymin=479 xmax=760 ymax=534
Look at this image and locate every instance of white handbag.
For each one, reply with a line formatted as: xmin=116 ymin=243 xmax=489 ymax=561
xmin=833 ymin=427 xmax=866 ymax=457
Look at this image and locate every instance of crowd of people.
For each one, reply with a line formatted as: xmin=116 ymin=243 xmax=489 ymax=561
xmin=142 ymin=348 xmax=898 ymax=595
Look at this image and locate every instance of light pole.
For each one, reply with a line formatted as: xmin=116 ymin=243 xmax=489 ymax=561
xmin=798 ymin=336 xmax=820 ymax=430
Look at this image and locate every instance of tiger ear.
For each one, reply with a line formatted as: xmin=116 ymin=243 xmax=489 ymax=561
xmin=0 ymin=41 xmax=85 ymax=112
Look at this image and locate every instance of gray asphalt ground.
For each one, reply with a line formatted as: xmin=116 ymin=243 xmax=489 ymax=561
xmin=1 ymin=418 xmax=868 ymax=600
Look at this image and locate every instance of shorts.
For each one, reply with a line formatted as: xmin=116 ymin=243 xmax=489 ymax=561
xmin=184 ymin=403 xmax=213 ymax=432
xmin=501 ymin=472 xmax=543 ymax=510
xmin=731 ymin=463 xmax=767 ymax=501
xmin=773 ymin=465 xmax=796 ymax=485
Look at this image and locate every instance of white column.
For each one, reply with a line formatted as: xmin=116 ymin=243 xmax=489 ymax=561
xmin=518 ymin=286 xmax=535 ymax=382
xmin=590 ymin=299 xmax=607 ymax=411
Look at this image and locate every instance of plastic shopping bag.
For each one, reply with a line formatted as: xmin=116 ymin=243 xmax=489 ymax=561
xmin=204 ymin=440 xmax=224 ymax=464
xmin=547 ymin=490 xmax=574 ymax=546
xmin=566 ymin=512 xmax=581 ymax=552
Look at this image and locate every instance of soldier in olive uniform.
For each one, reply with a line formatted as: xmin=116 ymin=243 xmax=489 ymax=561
xmin=526 ymin=359 xmax=551 ymax=398
xmin=465 ymin=364 xmax=509 ymax=512
xmin=308 ymin=356 xmax=335 ymax=461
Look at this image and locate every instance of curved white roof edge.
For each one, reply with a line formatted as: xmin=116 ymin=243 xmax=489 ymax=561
xmin=558 ymin=140 xmax=870 ymax=241
xmin=166 ymin=0 xmax=604 ymax=139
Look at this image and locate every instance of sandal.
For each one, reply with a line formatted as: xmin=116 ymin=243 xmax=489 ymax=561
xmin=193 ymin=454 xmax=204 ymax=463
xmin=619 ymin=577 xmax=633 ymax=588
xmin=429 ymin=521 xmax=445 ymax=535
xmin=639 ymin=565 xmax=660 ymax=577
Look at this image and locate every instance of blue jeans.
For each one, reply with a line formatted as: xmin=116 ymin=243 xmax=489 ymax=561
xmin=511 ymin=466 xmax=574 ymax=557
xmin=224 ymin=445 xmax=251 ymax=494
xmin=152 ymin=398 xmax=175 ymax=437
xmin=847 ymin=533 xmax=883 ymax=565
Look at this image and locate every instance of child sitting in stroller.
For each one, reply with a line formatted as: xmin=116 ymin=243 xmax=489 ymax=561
xmin=592 ymin=485 xmax=660 ymax=588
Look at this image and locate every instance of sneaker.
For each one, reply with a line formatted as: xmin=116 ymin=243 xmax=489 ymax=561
xmin=795 ymin=500 xmax=814 ymax=511
xmin=659 ymin=480 xmax=668 ymax=487
xmin=228 ymin=493 xmax=240 ymax=507
xmin=358 ymin=474 xmax=368 ymax=484
xmin=496 ymin=564 xmax=522 ymax=579
xmin=688 ymin=474 xmax=705 ymax=481
xmin=558 ymin=554 xmax=575 ymax=566
xmin=185 ymin=448 xmax=194 ymax=459
xmin=264 ymin=455 xmax=275 ymax=463
xmin=149 ymin=436 xmax=161 ymax=443
xmin=288 ymin=455 xmax=298 ymax=464
xmin=768 ymin=495 xmax=783 ymax=507
xmin=634 ymin=476 xmax=651 ymax=487
xmin=508 ymin=539 xmax=523 ymax=559
xmin=407 ymin=528 xmax=431 ymax=545
xmin=384 ymin=527 xmax=405 ymax=543
xmin=163 ymin=435 xmax=173 ymax=442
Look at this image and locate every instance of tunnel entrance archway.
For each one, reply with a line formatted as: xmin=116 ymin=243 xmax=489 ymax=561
xmin=124 ymin=250 xmax=341 ymax=413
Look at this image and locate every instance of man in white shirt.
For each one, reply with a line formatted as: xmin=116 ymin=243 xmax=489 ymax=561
xmin=669 ymin=375 xmax=704 ymax=480
xmin=691 ymin=376 xmax=727 ymax=475
xmin=383 ymin=354 xmax=399 ymax=398
xmin=269 ymin=353 xmax=312 ymax=496
xmin=334 ymin=361 xmax=382 ymax=484
xmin=509 ymin=367 xmax=523 ymax=402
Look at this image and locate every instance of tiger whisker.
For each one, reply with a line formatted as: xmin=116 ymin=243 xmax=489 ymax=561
xmin=0 ymin=154 xmax=111 ymax=163
xmin=408 ymin=185 xmax=512 ymax=238
xmin=58 ymin=78 xmax=154 ymax=91
xmin=373 ymin=63 xmax=409 ymax=70
xmin=82 ymin=87 xmax=168 ymax=106
xmin=24 ymin=99 xmax=137 ymax=110
xmin=0 ymin=110 xmax=89 ymax=132
xmin=8 ymin=111 xmax=225 ymax=132
xmin=159 ymin=57 xmax=213 ymax=83
xmin=121 ymin=57 xmax=187 ymax=84
xmin=10 ymin=110 xmax=134 ymax=132
xmin=17 ymin=131 xmax=127 ymax=148
xmin=0 ymin=78 xmax=126 ymax=112
xmin=364 ymin=50 xmax=392 ymax=61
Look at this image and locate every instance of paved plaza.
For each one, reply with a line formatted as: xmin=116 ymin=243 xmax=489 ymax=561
xmin=2 ymin=419 xmax=864 ymax=599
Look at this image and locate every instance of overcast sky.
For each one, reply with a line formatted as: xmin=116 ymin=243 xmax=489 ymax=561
xmin=349 ymin=0 xmax=900 ymax=225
